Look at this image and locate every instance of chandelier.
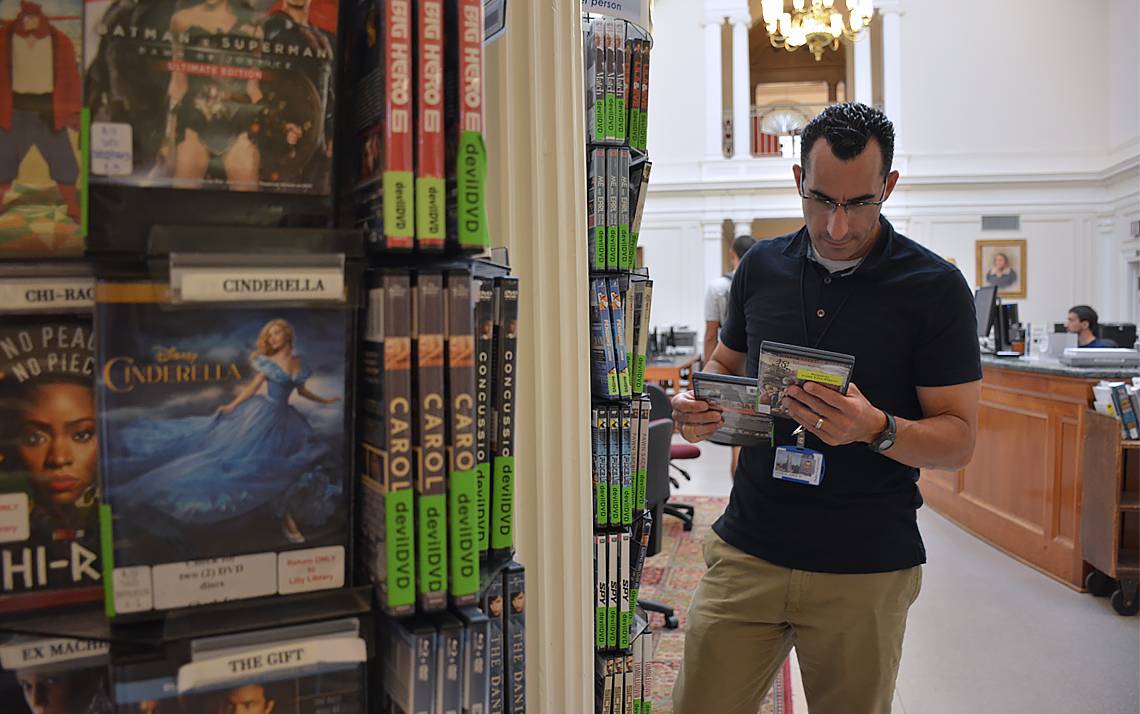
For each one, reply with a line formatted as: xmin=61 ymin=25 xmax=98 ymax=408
xmin=760 ymin=0 xmax=874 ymax=61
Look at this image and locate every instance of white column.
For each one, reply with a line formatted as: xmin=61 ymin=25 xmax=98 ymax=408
xmin=879 ymin=1 xmax=904 ymax=147
xmin=853 ymin=25 xmax=873 ymax=105
xmin=732 ymin=218 xmax=751 ymax=238
xmin=703 ymin=220 xmax=725 ymax=285
xmin=704 ymin=19 xmax=725 ymax=159
xmin=730 ymin=13 xmax=752 ymax=158
xmin=484 ymin=2 xmax=591 ymax=709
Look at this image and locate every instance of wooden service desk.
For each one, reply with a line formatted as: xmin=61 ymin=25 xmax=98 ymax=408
xmin=922 ymin=355 xmax=1138 ymax=590
xmin=644 ymin=353 xmax=700 ymax=394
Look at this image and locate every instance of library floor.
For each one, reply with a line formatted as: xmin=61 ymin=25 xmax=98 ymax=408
xmin=667 ymin=438 xmax=1140 ymax=714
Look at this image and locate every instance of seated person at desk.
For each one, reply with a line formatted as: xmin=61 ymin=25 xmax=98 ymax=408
xmin=1066 ymin=305 xmax=1113 ymax=348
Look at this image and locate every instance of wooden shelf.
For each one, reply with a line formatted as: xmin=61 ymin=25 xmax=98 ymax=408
xmin=1121 ymin=493 xmax=1140 ymax=512
xmin=1118 ymin=550 xmax=1139 ymax=578
xmin=1123 ymin=440 xmax=1140 ymax=450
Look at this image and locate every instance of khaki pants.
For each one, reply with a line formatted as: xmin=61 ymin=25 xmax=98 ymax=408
xmin=673 ymin=532 xmax=922 ymax=714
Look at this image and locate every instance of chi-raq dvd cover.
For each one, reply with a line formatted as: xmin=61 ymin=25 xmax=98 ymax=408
xmin=97 ymin=285 xmax=351 ymax=616
xmin=84 ymin=0 xmax=338 ymax=194
xmin=0 ymin=0 xmax=85 ymax=256
xmin=0 ymin=313 xmax=102 ymax=611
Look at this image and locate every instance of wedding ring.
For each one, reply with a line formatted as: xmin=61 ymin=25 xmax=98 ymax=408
xmin=814 ymin=417 xmax=825 ymax=430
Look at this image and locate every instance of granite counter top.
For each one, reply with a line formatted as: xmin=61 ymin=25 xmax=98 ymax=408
xmin=981 ymin=354 xmax=1140 ymax=380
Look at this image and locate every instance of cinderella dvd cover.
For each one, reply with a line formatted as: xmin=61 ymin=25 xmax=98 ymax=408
xmin=96 ymin=282 xmax=351 ymax=616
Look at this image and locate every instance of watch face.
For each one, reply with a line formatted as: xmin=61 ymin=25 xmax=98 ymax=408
xmin=879 ymin=438 xmax=895 ymax=451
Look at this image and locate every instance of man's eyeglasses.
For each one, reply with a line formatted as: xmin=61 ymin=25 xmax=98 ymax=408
xmin=799 ymin=184 xmax=888 ymax=215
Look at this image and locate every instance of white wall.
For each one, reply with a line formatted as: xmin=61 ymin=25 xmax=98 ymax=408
xmin=1107 ymin=0 xmax=1140 ymax=153
xmin=639 ymin=223 xmax=706 ymax=335
xmin=646 ymin=0 xmax=707 ymax=169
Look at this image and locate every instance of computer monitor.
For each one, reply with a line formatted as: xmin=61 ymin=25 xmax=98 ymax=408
xmin=974 ymin=286 xmax=998 ymax=338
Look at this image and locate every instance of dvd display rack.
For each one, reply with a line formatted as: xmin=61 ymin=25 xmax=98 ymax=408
xmin=583 ymin=12 xmax=658 ymax=713
xmin=0 ymin=1 xmax=527 ymax=713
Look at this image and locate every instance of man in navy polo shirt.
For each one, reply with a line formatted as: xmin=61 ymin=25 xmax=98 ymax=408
xmin=671 ymin=104 xmax=982 ymax=714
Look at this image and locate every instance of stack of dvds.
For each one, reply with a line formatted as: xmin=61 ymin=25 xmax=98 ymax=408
xmin=583 ymin=12 xmax=659 ymax=713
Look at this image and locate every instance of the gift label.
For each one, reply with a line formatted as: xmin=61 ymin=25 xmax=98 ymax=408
xmin=178 ymin=636 xmax=366 ymax=693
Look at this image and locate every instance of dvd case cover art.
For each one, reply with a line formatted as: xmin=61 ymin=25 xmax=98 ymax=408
xmin=84 ymin=0 xmax=338 ymax=194
xmin=756 ymin=341 xmax=855 ymax=419
xmin=0 ymin=0 xmax=84 ymax=256
xmin=0 ymin=632 xmax=111 ymax=714
xmin=444 ymin=271 xmax=477 ymax=606
xmin=503 ymin=563 xmax=524 ymax=714
xmin=415 ymin=0 xmax=445 ymax=251
xmin=414 ymin=271 xmax=447 ymax=612
xmin=607 ymin=278 xmax=630 ymax=398
xmin=606 ymin=407 xmax=619 ymax=529
xmin=456 ymin=605 xmax=488 ymax=714
xmin=97 ymin=286 xmax=350 ymax=616
xmin=618 ymin=406 xmax=631 ymax=527
xmin=627 ymin=39 xmax=643 ymax=155
xmin=435 ymin=613 xmax=463 ymax=714
xmin=594 ymin=279 xmax=618 ymax=399
xmin=358 ymin=273 xmax=415 ymax=616
xmin=444 ymin=0 xmax=488 ymax=251
xmin=605 ymin=149 xmax=618 ymax=270
xmin=588 ymin=283 xmax=610 ymax=398
xmin=591 ymin=408 xmax=607 ymax=528
xmin=0 ymin=313 xmax=102 ymax=611
xmin=480 ymin=574 xmax=504 ymax=714
xmin=350 ymin=0 xmax=413 ymax=249
xmin=472 ymin=278 xmax=493 ymax=556
xmin=489 ymin=277 xmax=517 ymax=557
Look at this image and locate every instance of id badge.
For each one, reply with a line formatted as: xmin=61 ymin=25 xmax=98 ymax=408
xmin=773 ymin=445 xmax=825 ymax=486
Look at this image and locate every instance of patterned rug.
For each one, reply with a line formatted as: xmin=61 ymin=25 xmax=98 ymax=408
xmin=639 ymin=495 xmax=794 ymax=714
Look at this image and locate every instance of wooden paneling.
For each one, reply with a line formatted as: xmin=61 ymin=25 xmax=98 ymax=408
xmin=923 ymin=365 xmax=1101 ymax=589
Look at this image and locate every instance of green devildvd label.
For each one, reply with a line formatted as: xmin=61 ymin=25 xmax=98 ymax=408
xmin=491 ymin=455 xmax=514 ymax=551
xmin=386 ymin=488 xmax=416 ymax=609
xmin=448 ymin=469 xmax=479 ymax=598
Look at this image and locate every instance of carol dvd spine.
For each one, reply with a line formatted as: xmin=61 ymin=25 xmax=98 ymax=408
xmin=445 ymin=272 xmax=478 ymax=605
xmin=415 ymin=271 xmax=448 ymax=612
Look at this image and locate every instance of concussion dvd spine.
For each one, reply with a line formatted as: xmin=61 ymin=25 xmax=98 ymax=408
xmin=490 ymin=277 xmax=519 ymax=556
xmin=474 ymin=279 xmax=495 ymax=556
xmin=415 ymin=271 xmax=448 ymax=612
xmin=445 ymin=272 xmax=478 ymax=605
xmin=445 ymin=0 xmax=489 ymax=250
xmin=417 ymin=0 xmax=446 ymax=250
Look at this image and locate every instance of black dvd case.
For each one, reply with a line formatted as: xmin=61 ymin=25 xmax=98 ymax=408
xmin=414 ymin=271 xmax=448 ymax=612
xmin=456 ymin=605 xmax=489 ymax=714
xmin=504 ymin=563 xmax=525 ymax=713
xmin=489 ymin=277 xmax=518 ymax=557
xmin=481 ymin=573 xmax=504 ymax=713
xmin=473 ymin=278 xmax=495 ymax=557
xmin=445 ymin=271 xmax=478 ymax=605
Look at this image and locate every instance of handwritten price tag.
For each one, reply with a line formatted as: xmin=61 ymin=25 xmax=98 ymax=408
xmin=91 ymin=122 xmax=133 ymax=176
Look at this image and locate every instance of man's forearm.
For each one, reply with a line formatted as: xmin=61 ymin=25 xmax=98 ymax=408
xmin=702 ymin=357 xmax=737 ymax=377
xmin=703 ymin=333 xmax=717 ymax=365
xmin=884 ymin=413 xmax=975 ymax=471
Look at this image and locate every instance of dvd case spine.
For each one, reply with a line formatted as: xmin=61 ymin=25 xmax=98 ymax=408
xmin=457 ymin=605 xmax=490 ymax=714
xmin=474 ymin=279 xmax=495 ymax=556
xmin=615 ymin=20 xmax=627 ymax=143
xmin=628 ymin=40 xmax=644 ymax=154
xmin=505 ymin=564 xmax=526 ymax=713
xmin=383 ymin=274 xmax=417 ymax=614
xmin=417 ymin=0 xmax=446 ymax=250
xmin=638 ymin=40 xmax=651 ymax=151
xmin=635 ymin=399 xmax=650 ymax=511
xmin=606 ymin=149 xmax=620 ymax=270
xmin=607 ymin=407 xmax=621 ymax=529
xmin=633 ymin=637 xmax=644 ymax=714
xmin=594 ymin=535 xmax=607 ymax=651
xmin=619 ymin=530 xmax=631 ymax=650
xmin=592 ymin=409 xmax=609 ymax=527
xmin=620 ymin=406 xmax=633 ymax=526
xmin=592 ymin=20 xmax=607 ymax=143
xmin=595 ymin=280 xmax=619 ymax=398
xmin=490 ymin=277 xmax=519 ymax=556
xmin=415 ymin=271 xmax=448 ymax=612
xmin=414 ymin=619 xmax=439 ymax=713
xmin=604 ymin=19 xmax=617 ymax=142
xmin=629 ymin=510 xmax=651 ymax=616
xmin=633 ymin=281 xmax=653 ymax=394
xmin=608 ymin=278 xmax=631 ymax=397
xmin=630 ymin=161 xmax=652 ymax=264
xmin=622 ymin=283 xmax=636 ymax=386
xmin=445 ymin=0 xmax=489 ymax=250
xmin=589 ymin=148 xmax=607 ymax=271
xmin=437 ymin=613 xmax=465 ymax=714
xmin=385 ymin=0 xmax=416 ymax=248
xmin=446 ymin=272 xmax=479 ymax=605
xmin=607 ymin=533 xmax=618 ymax=650
xmin=601 ymin=656 xmax=614 ymax=713
xmin=625 ymin=654 xmax=635 ymax=714
xmin=483 ymin=576 xmax=505 ymax=713
xmin=618 ymin=150 xmax=631 ymax=270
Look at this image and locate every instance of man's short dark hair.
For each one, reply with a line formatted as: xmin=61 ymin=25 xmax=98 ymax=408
xmin=1069 ymin=305 xmax=1099 ymax=331
xmin=800 ymin=103 xmax=895 ymax=177
xmin=732 ymin=234 xmax=756 ymax=260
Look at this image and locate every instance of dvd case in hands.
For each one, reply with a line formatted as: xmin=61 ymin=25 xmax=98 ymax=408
xmin=606 ymin=407 xmax=620 ymax=529
xmin=618 ymin=151 xmax=630 ymax=269
xmin=692 ymin=372 xmax=773 ymax=447
xmin=445 ymin=272 xmax=478 ymax=605
xmin=350 ymin=0 xmax=414 ymax=248
xmin=414 ymin=272 xmax=448 ymax=612
xmin=481 ymin=574 xmax=504 ymax=713
xmin=490 ymin=277 xmax=519 ymax=556
xmin=607 ymin=278 xmax=631 ymax=398
xmin=607 ymin=533 xmax=618 ymax=650
xmin=0 ymin=0 xmax=84 ymax=255
xmin=0 ymin=296 xmax=102 ymax=612
xmin=85 ymin=0 xmax=337 ymax=195
xmin=457 ymin=605 xmax=489 ymax=714
xmin=473 ymin=279 xmax=494 ymax=556
xmin=382 ymin=615 xmax=436 ymax=714
xmin=756 ymin=341 xmax=855 ymax=419
xmin=618 ymin=531 xmax=631 ymax=650
xmin=605 ymin=150 xmax=619 ymax=270
xmin=416 ymin=0 xmax=446 ymax=250
xmin=359 ymin=272 xmax=415 ymax=617
xmin=592 ymin=409 xmax=608 ymax=527
xmin=444 ymin=0 xmax=489 ymax=250
xmin=619 ymin=406 xmax=632 ymax=526
xmin=97 ymin=283 xmax=350 ymax=617
xmin=435 ymin=612 xmax=464 ymax=714
xmin=632 ymin=281 xmax=653 ymax=394
xmin=504 ymin=563 xmax=524 ymax=713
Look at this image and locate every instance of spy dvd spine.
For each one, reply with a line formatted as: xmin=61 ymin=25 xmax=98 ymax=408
xmin=490 ymin=277 xmax=519 ymax=556
xmin=619 ymin=530 xmax=631 ymax=650
xmin=436 ymin=612 xmax=465 ymax=714
xmin=416 ymin=0 xmax=446 ymax=250
xmin=482 ymin=574 xmax=505 ymax=713
xmin=592 ymin=408 xmax=608 ymax=527
xmin=619 ymin=406 xmax=633 ymax=526
xmin=607 ymin=407 xmax=620 ymax=529
xmin=445 ymin=272 xmax=479 ymax=605
xmin=608 ymin=278 xmax=631 ymax=397
xmin=504 ymin=563 xmax=525 ymax=713
xmin=606 ymin=149 xmax=619 ymax=270
xmin=607 ymin=532 xmax=618 ymax=650
xmin=457 ymin=605 xmax=490 ymax=714
xmin=594 ymin=535 xmax=606 ymax=651
xmin=445 ymin=0 xmax=490 ymax=250
xmin=473 ymin=278 xmax=495 ymax=556
xmin=415 ymin=271 xmax=448 ymax=612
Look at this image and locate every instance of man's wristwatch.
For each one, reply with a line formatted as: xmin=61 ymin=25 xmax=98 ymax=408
xmin=869 ymin=411 xmax=897 ymax=453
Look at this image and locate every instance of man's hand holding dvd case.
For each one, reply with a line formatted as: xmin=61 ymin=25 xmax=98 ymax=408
xmin=691 ymin=372 xmax=772 ymax=447
xmin=756 ymin=341 xmax=855 ymax=420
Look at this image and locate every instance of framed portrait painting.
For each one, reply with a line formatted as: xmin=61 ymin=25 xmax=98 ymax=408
xmin=976 ymin=239 xmax=1027 ymax=299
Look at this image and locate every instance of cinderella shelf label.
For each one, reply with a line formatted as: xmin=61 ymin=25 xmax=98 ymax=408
xmin=173 ymin=266 xmax=346 ymax=303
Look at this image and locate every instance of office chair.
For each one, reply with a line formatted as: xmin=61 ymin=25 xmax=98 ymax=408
xmin=641 ymin=417 xmax=681 ymax=629
xmin=646 ymin=384 xmax=696 ymax=531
